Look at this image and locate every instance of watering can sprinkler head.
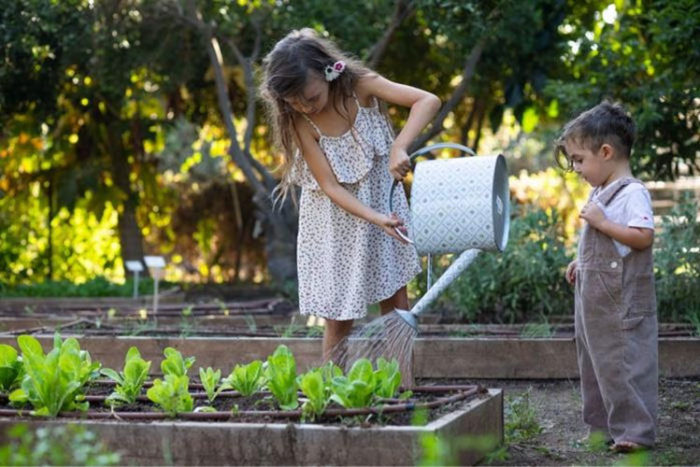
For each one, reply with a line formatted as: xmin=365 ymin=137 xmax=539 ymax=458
xmin=395 ymin=309 xmax=418 ymax=331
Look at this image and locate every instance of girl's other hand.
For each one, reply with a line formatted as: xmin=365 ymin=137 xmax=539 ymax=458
xmin=389 ymin=146 xmax=411 ymax=181
xmin=566 ymin=260 xmax=577 ymax=285
xmin=376 ymin=213 xmax=411 ymax=244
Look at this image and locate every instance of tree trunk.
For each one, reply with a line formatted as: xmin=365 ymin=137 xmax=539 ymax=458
xmin=253 ymin=186 xmax=298 ymax=286
xmin=106 ymin=121 xmax=149 ymax=278
xmin=192 ymin=12 xmax=298 ymax=285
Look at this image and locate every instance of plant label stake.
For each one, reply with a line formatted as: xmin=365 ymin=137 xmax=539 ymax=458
xmin=144 ymin=255 xmax=166 ymax=325
xmin=125 ymin=260 xmax=144 ymax=299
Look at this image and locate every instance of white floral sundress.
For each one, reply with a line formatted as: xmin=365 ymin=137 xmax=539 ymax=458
xmin=290 ymin=94 xmax=421 ymax=321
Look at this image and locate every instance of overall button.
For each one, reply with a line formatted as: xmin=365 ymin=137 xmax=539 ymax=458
xmin=610 ymin=261 xmax=618 ymax=269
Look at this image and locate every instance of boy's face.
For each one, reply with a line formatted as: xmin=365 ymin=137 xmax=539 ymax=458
xmin=564 ymin=139 xmax=614 ymax=187
xmin=283 ymin=72 xmax=329 ymax=116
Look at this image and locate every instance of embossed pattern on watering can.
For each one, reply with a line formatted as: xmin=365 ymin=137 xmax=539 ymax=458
xmin=411 ymin=156 xmax=498 ymax=256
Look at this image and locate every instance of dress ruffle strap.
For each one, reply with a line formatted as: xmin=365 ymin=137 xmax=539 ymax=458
xmin=290 ymin=103 xmax=394 ymax=191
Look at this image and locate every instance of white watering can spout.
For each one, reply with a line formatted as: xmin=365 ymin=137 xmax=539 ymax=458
xmin=389 ymin=143 xmax=510 ymax=330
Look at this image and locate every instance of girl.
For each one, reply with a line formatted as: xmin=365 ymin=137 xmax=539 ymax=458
xmin=261 ymin=28 xmax=441 ymax=360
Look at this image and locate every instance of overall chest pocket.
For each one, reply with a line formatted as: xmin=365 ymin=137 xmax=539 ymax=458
xmin=580 ymin=267 xmax=623 ymax=313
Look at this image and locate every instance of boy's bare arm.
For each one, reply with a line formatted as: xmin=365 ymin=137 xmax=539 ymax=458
xmin=580 ymin=201 xmax=654 ymax=250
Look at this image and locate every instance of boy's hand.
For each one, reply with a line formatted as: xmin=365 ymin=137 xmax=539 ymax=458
xmin=580 ymin=201 xmax=606 ymax=228
xmin=389 ymin=146 xmax=411 ymax=181
xmin=566 ymin=260 xmax=577 ymax=285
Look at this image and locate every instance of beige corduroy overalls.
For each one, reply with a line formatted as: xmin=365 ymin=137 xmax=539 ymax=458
xmin=575 ymin=177 xmax=658 ymax=446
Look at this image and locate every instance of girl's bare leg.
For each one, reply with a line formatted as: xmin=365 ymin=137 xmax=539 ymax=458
xmin=379 ymin=286 xmax=409 ymax=315
xmin=323 ymin=318 xmax=354 ymax=361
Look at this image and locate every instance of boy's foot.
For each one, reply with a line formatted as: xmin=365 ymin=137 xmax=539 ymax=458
xmin=610 ymin=441 xmax=647 ymax=453
xmin=577 ymin=431 xmax=613 ymax=447
xmin=576 ymin=435 xmax=613 ymax=445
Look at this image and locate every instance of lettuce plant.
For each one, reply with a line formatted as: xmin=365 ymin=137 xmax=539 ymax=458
xmin=0 ymin=344 xmax=23 ymax=393
xmin=160 ymin=347 xmax=195 ymax=377
xmin=373 ymin=358 xmax=401 ymax=399
xmin=330 ymin=358 xmax=376 ymax=409
xmin=298 ymin=369 xmax=326 ymax=420
xmin=145 ymin=347 xmax=194 ymax=416
xmin=9 ymin=333 xmax=101 ymax=416
xmin=146 ymin=374 xmax=193 ymax=417
xmin=199 ymin=367 xmax=221 ymax=403
xmin=298 ymin=362 xmax=341 ymax=420
xmin=101 ymin=347 xmax=151 ymax=407
xmin=264 ymin=345 xmax=298 ymax=410
xmin=221 ymin=360 xmax=265 ymax=397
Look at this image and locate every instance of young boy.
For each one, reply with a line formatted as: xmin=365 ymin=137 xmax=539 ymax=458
xmin=557 ymin=101 xmax=658 ymax=453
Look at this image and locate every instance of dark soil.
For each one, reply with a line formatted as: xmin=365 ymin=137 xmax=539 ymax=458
xmin=432 ymin=377 xmax=699 ymax=466
xmin=0 ymin=383 xmax=484 ymax=427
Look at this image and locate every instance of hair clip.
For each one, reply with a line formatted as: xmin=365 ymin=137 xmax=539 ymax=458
xmin=324 ymin=61 xmax=346 ymax=82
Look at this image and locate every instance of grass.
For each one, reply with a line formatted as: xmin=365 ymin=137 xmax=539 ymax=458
xmin=505 ymin=388 xmax=543 ymax=443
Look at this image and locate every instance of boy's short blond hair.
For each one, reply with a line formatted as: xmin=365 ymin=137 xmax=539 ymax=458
xmin=555 ymin=101 xmax=636 ymax=170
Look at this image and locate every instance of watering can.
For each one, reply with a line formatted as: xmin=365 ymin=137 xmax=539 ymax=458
xmin=388 ymin=142 xmax=510 ymax=329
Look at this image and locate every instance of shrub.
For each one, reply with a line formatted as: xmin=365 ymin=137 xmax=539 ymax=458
xmin=654 ymin=194 xmax=700 ymax=322
xmin=432 ymin=205 xmax=573 ymax=323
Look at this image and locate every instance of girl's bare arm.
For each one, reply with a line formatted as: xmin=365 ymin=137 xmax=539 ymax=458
xmin=295 ymin=118 xmax=409 ymax=243
xmin=357 ymin=74 xmax=440 ymax=180
xmin=357 ymin=74 xmax=440 ymax=149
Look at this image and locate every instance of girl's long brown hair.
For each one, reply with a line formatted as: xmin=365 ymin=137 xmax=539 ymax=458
xmin=260 ymin=28 xmax=374 ymax=206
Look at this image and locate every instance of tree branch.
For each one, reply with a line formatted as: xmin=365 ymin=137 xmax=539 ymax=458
xmin=410 ymin=35 xmax=487 ymax=152
xmin=367 ymin=0 xmax=415 ymax=69
xmin=179 ymin=1 xmax=266 ymax=194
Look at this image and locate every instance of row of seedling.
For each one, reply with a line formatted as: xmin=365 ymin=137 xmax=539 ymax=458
xmin=0 ymin=333 xmax=408 ymax=421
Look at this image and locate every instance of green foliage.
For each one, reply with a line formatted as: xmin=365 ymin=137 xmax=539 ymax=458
xmin=221 ymin=360 xmax=266 ymax=397
xmin=545 ymin=0 xmax=699 ymax=179
xmin=100 ymin=347 xmax=151 ymax=407
xmin=145 ymin=347 xmax=194 ymax=416
xmin=298 ymin=369 xmax=328 ymax=420
xmin=0 ymin=424 xmax=120 ymax=466
xmin=264 ymin=345 xmax=298 ymax=410
xmin=414 ymin=408 xmax=455 ymax=465
xmin=199 ymin=367 xmax=222 ymax=403
xmin=9 ymin=333 xmax=101 ymax=416
xmin=654 ymin=195 xmax=700 ymax=321
xmin=1 ymin=0 xmax=697 ymax=287
xmin=519 ymin=319 xmax=554 ymax=338
xmin=0 ymin=277 xmax=172 ymax=298
xmin=373 ymin=358 xmax=402 ymax=399
xmin=297 ymin=361 xmax=341 ymax=420
xmin=146 ymin=374 xmax=194 ymax=417
xmin=436 ymin=205 xmax=573 ymax=323
xmin=0 ymin=344 xmax=23 ymax=393
xmin=160 ymin=347 xmax=195 ymax=377
xmin=330 ymin=358 xmax=376 ymax=409
xmin=505 ymin=388 xmax=542 ymax=443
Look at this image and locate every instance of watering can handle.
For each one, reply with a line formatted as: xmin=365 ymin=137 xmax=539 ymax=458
xmin=388 ymin=142 xmax=477 ymax=214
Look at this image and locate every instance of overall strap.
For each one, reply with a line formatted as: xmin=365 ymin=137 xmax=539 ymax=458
xmin=301 ymin=114 xmax=323 ymax=139
xmin=596 ymin=177 xmax=642 ymax=206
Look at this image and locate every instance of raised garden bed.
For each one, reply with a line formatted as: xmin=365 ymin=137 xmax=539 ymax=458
xmin=0 ymin=325 xmax=696 ymax=379
xmin=0 ymin=387 xmax=502 ymax=465
xmin=0 ymin=297 xmax=296 ymax=332
xmin=0 ymin=336 xmax=503 ymax=465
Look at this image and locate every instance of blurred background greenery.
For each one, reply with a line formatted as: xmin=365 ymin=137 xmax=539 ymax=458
xmin=1 ymin=0 xmax=698 ymax=322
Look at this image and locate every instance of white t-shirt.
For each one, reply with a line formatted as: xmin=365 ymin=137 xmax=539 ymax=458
xmin=591 ymin=182 xmax=654 ymax=257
